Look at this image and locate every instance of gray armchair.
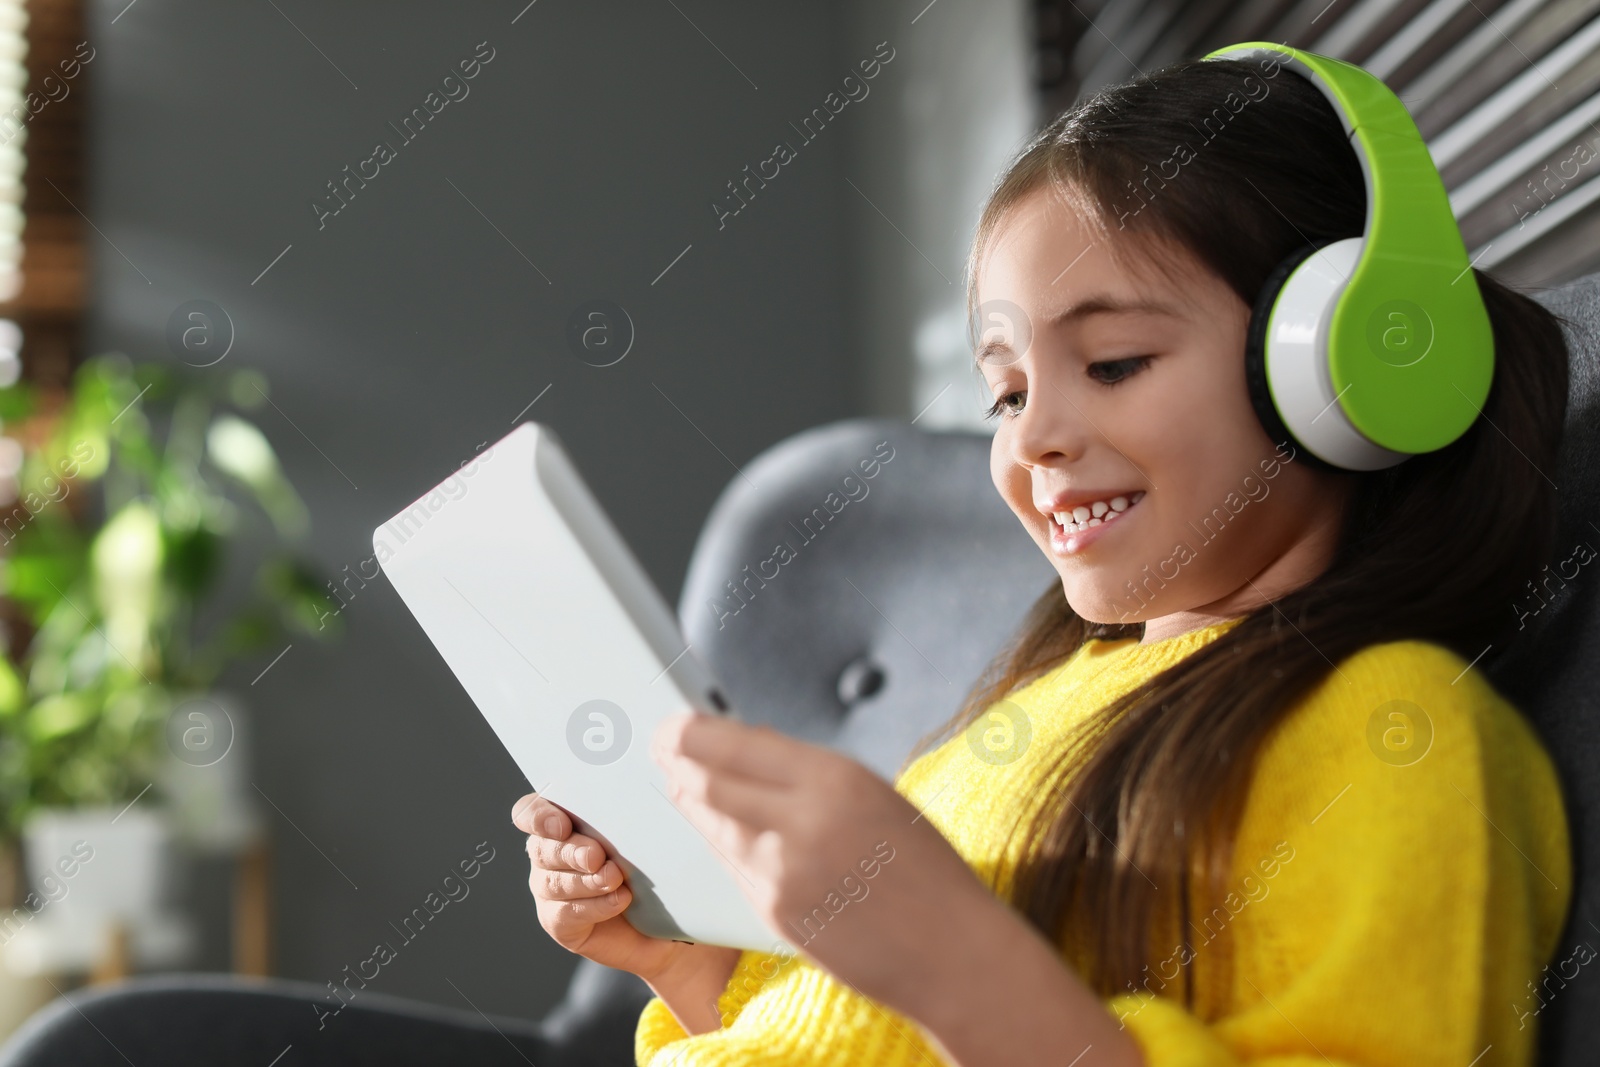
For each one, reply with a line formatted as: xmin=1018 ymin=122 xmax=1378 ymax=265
xmin=0 ymin=415 xmax=1052 ymax=1067
xmin=3 ymin=272 xmax=1598 ymax=1066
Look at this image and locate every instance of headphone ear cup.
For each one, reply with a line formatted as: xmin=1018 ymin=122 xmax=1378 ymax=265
xmin=1244 ymin=241 xmax=1343 ymax=475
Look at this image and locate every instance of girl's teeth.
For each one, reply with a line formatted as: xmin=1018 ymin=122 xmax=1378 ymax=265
xmin=1055 ymin=490 xmax=1144 ymax=533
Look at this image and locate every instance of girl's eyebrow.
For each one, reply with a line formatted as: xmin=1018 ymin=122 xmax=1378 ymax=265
xmin=1048 ymin=294 xmax=1184 ymax=324
xmin=973 ymin=294 xmax=1183 ymax=367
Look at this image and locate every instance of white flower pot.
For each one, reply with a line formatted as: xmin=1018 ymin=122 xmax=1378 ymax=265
xmin=3 ymin=804 xmax=194 ymax=975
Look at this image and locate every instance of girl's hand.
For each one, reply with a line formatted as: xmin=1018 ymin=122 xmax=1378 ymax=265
xmin=648 ymin=710 xmax=1002 ymax=1018
xmin=512 ymin=792 xmax=740 ymax=1032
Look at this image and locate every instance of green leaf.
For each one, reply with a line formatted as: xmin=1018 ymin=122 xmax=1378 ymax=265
xmin=205 ymin=415 xmax=309 ymax=539
xmin=261 ymin=557 xmax=342 ymax=637
xmin=0 ymin=657 xmax=23 ymax=717
xmin=163 ymin=523 xmax=222 ymax=597
xmin=0 ymin=381 xmax=36 ymax=422
xmin=228 ymin=369 xmax=269 ymax=410
xmin=27 ymin=693 xmax=97 ymax=742
xmin=5 ymin=542 xmax=88 ymax=622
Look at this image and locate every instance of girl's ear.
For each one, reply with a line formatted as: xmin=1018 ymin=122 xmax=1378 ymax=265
xmin=1243 ymin=241 xmax=1323 ymax=472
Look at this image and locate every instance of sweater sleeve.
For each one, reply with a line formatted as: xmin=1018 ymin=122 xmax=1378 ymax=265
xmin=635 ymin=949 xmax=790 ymax=1066
xmin=1100 ymin=640 xmax=1572 ymax=1067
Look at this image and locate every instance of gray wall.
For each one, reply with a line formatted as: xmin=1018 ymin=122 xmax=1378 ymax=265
xmin=842 ymin=0 xmax=1035 ymax=432
xmin=81 ymin=0 xmax=908 ymax=1021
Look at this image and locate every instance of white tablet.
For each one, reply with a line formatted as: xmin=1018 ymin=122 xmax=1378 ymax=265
xmin=373 ymin=421 xmax=785 ymax=953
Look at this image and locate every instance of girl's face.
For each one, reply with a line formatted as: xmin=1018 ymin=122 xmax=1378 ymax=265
xmin=974 ymin=185 xmax=1353 ymax=641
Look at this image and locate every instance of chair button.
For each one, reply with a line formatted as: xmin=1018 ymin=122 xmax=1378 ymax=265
xmin=836 ymin=657 xmax=886 ymax=707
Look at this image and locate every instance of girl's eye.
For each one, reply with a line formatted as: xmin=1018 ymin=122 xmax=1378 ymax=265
xmin=981 ymin=355 xmax=1153 ymax=421
xmin=1088 ymin=355 xmax=1153 ymax=386
xmin=983 ymin=391 xmax=1024 ymax=421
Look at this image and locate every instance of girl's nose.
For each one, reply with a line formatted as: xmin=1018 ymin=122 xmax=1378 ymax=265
xmin=1008 ymin=385 xmax=1090 ymax=468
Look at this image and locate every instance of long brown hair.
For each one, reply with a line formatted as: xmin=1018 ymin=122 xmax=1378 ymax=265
xmin=902 ymin=56 xmax=1573 ymax=1014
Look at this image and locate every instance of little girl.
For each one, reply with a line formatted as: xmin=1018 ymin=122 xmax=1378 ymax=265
xmin=515 ymin=49 xmax=1574 ymax=1067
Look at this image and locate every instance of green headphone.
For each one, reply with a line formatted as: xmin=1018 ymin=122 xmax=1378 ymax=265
xmin=1201 ymin=42 xmax=1494 ymax=472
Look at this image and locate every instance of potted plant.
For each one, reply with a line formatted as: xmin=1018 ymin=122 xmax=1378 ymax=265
xmin=0 ymin=351 xmax=339 ymax=978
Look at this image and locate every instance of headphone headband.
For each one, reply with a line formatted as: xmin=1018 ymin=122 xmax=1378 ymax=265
xmin=1201 ymin=42 xmax=1494 ymax=462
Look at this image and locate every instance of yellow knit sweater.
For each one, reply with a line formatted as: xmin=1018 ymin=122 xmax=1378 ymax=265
xmin=635 ymin=617 xmax=1573 ymax=1065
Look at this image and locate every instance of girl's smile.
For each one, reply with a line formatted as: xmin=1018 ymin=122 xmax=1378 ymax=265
xmin=1044 ymin=489 xmax=1146 ymax=556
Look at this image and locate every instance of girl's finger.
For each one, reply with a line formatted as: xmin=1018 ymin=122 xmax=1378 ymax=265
xmin=654 ymin=711 xmax=804 ymax=787
xmin=661 ymin=768 xmax=767 ymax=861
xmin=664 ymin=754 xmax=789 ymax=831
xmin=527 ymin=830 xmax=607 ymax=873
xmin=529 ymin=859 xmax=625 ymax=901
xmin=540 ymin=885 xmax=633 ymax=941
xmin=512 ymin=793 xmax=571 ymax=839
